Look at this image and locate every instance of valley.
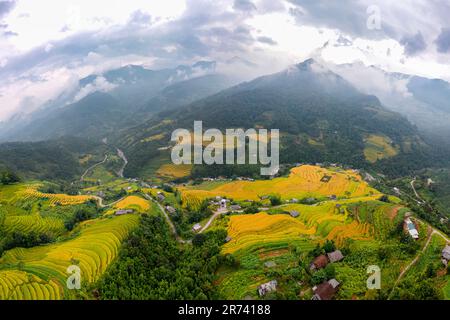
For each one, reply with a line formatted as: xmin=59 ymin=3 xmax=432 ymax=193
xmin=0 ymin=59 xmax=449 ymax=301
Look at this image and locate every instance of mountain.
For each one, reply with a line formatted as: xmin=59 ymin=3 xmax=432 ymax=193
xmin=0 ymin=136 xmax=108 ymax=181
xmin=328 ymin=62 xmax=450 ymax=140
xmin=119 ymin=59 xmax=439 ymax=178
xmin=0 ymin=62 xmax=234 ymax=142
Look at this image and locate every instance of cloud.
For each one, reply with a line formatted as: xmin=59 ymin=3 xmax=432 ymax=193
xmin=233 ymin=0 xmax=257 ymax=12
xmin=257 ymin=36 xmax=277 ymax=45
xmin=435 ymin=28 xmax=450 ymax=53
xmin=0 ymin=1 xmax=15 ymax=19
xmin=401 ymin=32 xmax=426 ymax=55
xmin=73 ymin=76 xmax=117 ymax=102
xmin=128 ymin=10 xmax=153 ymax=26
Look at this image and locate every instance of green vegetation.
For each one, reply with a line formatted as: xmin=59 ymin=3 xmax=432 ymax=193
xmin=96 ymin=214 xmax=226 ymax=299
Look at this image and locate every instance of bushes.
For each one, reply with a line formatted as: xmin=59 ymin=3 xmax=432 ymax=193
xmin=269 ymin=194 xmax=282 ymax=206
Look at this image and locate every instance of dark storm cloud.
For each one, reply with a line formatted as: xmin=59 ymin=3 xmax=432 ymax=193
xmin=435 ymin=28 xmax=450 ymax=53
xmin=401 ymin=32 xmax=426 ymax=55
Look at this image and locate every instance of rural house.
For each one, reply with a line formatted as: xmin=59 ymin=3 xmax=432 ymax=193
xmin=115 ymin=209 xmax=134 ymax=216
xmin=327 ymin=250 xmax=344 ymax=263
xmin=310 ymin=255 xmax=328 ymax=271
xmin=289 ymin=210 xmax=300 ymax=218
xmin=192 ymin=223 xmax=202 ymax=233
xmin=156 ymin=193 xmax=165 ymax=202
xmin=225 ymin=236 xmax=232 ymax=243
xmin=442 ymin=245 xmax=450 ymax=266
xmin=312 ymin=279 xmax=340 ymax=300
xmin=230 ymin=205 xmax=242 ymax=211
xmin=257 ymin=280 xmax=277 ymax=297
xmin=405 ymin=218 xmax=419 ymax=239
xmin=165 ymin=206 xmax=176 ymax=214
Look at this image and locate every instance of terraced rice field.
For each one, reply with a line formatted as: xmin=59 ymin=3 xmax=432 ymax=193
xmin=364 ymin=134 xmax=399 ymax=163
xmin=223 ymin=213 xmax=316 ymax=254
xmin=0 ymin=215 xmax=139 ymax=300
xmin=180 ymin=165 xmax=379 ymax=203
xmin=3 ymin=215 xmax=65 ymax=236
xmin=113 ymin=195 xmax=150 ymax=212
xmin=20 ymin=186 xmax=93 ymax=206
xmin=180 ymin=190 xmax=211 ymax=210
xmin=156 ymin=164 xmax=192 ymax=179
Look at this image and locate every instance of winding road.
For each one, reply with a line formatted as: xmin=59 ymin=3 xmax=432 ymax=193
xmin=199 ymin=208 xmax=228 ymax=233
xmin=143 ymin=193 xmax=191 ymax=244
xmin=80 ymin=154 xmax=108 ymax=182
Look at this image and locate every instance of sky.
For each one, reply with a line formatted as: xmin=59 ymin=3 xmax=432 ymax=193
xmin=0 ymin=0 xmax=450 ymax=120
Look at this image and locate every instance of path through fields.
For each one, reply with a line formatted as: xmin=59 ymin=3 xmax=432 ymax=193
xmin=80 ymin=154 xmax=108 ymax=181
xmin=143 ymin=193 xmax=191 ymax=244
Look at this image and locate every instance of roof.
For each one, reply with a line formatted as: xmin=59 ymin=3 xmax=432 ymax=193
xmin=328 ymin=279 xmax=340 ymax=289
xmin=264 ymin=261 xmax=276 ymax=268
xmin=289 ymin=210 xmax=300 ymax=217
xmin=312 ymin=255 xmax=328 ymax=269
xmin=192 ymin=223 xmax=202 ymax=231
xmin=257 ymin=280 xmax=277 ymax=297
xmin=312 ymin=281 xmax=338 ymax=300
xmin=327 ymin=250 xmax=344 ymax=263
xmin=443 ymin=245 xmax=450 ymax=260
xmin=165 ymin=206 xmax=176 ymax=213
xmin=115 ymin=209 xmax=133 ymax=215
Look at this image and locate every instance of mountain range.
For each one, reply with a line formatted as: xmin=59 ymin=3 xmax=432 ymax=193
xmin=1 ymin=58 xmax=450 ymax=180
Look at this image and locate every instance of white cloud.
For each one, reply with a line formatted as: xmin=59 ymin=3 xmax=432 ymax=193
xmin=73 ymin=76 xmax=117 ymax=102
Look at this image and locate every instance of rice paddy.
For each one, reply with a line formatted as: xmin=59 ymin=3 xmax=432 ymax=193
xmin=180 ymin=165 xmax=379 ymax=203
xmin=0 ymin=214 xmax=139 ymax=300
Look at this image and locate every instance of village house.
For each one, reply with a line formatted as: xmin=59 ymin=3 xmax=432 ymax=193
xmin=289 ymin=210 xmax=300 ymax=218
xmin=229 ymin=205 xmax=241 ymax=211
xmin=442 ymin=245 xmax=450 ymax=266
xmin=312 ymin=279 xmax=340 ymax=300
xmin=115 ymin=209 xmax=134 ymax=216
xmin=309 ymin=255 xmax=328 ymax=271
xmin=327 ymin=250 xmax=344 ymax=263
xmin=156 ymin=192 xmax=165 ymax=202
xmin=192 ymin=223 xmax=202 ymax=233
xmin=220 ymin=199 xmax=228 ymax=210
xmin=165 ymin=206 xmax=176 ymax=214
xmin=405 ymin=218 xmax=419 ymax=239
xmin=257 ymin=280 xmax=277 ymax=297
xmin=225 ymin=236 xmax=232 ymax=243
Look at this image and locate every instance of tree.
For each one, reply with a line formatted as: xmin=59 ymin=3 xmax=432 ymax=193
xmin=0 ymin=169 xmax=20 ymax=185
xmin=269 ymin=194 xmax=282 ymax=206
xmin=322 ymin=240 xmax=336 ymax=253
